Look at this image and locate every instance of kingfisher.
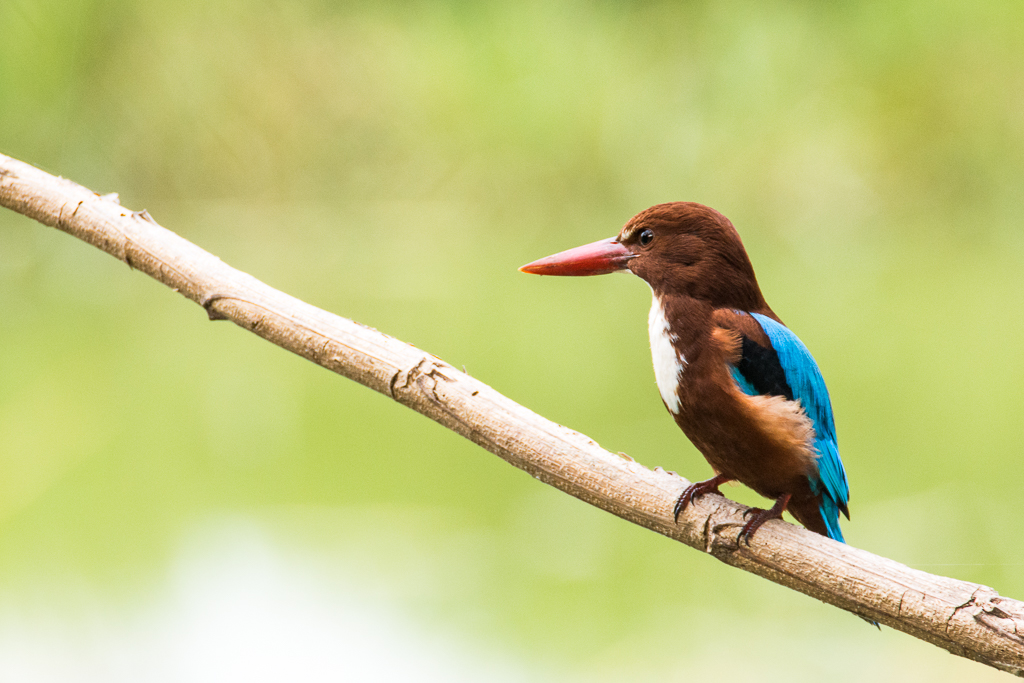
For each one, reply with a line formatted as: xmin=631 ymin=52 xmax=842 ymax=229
xmin=519 ymin=202 xmax=852 ymax=545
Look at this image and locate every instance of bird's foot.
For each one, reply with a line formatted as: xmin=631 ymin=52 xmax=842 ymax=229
xmin=737 ymin=493 xmax=791 ymax=546
xmin=673 ymin=474 xmax=731 ymax=523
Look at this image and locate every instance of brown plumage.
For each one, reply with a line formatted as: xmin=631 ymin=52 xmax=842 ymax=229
xmin=521 ymin=202 xmax=851 ymax=544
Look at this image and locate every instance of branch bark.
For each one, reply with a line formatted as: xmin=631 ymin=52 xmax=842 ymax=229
xmin=2 ymin=153 xmax=1022 ymax=676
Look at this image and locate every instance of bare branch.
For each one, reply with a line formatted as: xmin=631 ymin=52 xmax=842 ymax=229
xmin=2 ymin=153 xmax=1022 ymax=676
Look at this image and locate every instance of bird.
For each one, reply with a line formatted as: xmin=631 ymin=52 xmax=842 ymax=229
xmin=519 ymin=202 xmax=852 ymax=546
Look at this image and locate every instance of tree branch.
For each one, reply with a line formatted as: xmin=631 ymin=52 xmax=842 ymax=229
xmin=1 ymin=153 xmax=1021 ymax=677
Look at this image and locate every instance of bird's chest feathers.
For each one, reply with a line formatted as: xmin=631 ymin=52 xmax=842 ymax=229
xmin=648 ymin=296 xmax=687 ymax=414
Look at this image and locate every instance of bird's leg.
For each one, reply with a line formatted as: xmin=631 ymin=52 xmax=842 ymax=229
xmin=673 ymin=473 xmax=732 ymax=522
xmin=737 ymin=493 xmax=792 ymax=546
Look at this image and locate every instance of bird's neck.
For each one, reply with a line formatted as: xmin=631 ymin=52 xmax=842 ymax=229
xmin=646 ymin=289 xmax=778 ymax=413
xmin=648 ymin=291 xmax=714 ymax=356
xmin=647 ymin=291 xmax=716 ymax=414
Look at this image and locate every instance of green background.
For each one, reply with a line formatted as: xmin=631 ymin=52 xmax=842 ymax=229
xmin=1 ymin=1 xmax=1021 ymax=680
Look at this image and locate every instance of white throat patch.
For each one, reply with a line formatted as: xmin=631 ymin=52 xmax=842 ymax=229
xmin=648 ymin=295 xmax=686 ymax=414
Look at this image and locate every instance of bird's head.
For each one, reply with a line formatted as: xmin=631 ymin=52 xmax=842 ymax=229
xmin=520 ymin=202 xmax=767 ymax=311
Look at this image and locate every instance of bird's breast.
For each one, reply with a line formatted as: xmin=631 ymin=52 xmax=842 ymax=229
xmin=648 ymin=295 xmax=686 ymax=414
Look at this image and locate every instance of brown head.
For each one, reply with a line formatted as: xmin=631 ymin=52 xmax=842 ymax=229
xmin=521 ymin=202 xmax=769 ymax=312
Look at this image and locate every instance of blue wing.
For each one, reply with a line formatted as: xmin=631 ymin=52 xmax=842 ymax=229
xmin=728 ymin=312 xmax=850 ymax=542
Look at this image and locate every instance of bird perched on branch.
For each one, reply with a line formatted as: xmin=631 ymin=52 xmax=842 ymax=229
xmin=519 ymin=202 xmax=852 ymax=545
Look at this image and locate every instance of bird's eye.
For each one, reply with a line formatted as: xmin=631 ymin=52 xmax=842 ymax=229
xmin=639 ymin=229 xmax=654 ymax=247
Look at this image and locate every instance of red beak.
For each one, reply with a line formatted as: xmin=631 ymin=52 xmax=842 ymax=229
xmin=519 ymin=237 xmax=634 ymax=276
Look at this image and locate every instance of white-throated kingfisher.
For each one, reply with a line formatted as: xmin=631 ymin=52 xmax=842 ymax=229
xmin=520 ymin=202 xmax=852 ymax=546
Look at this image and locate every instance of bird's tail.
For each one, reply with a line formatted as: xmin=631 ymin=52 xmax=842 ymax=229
xmin=818 ymin=496 xmax=846 ymax=543
xmin=789 ymin=494 xmax=843 ymax=542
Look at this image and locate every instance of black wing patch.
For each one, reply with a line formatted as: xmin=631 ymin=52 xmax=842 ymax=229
xmin=736 ymin=336 xmax=795 ymax=401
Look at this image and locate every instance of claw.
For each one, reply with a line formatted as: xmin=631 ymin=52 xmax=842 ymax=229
xmin=737 ymin=493 xmax=791 ymax=546
xmin=673 ymin=474 xmax=731 ymax=523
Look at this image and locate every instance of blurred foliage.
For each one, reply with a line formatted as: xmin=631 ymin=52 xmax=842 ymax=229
xmin=1 ymin=0 xmax=1022 ymax=680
